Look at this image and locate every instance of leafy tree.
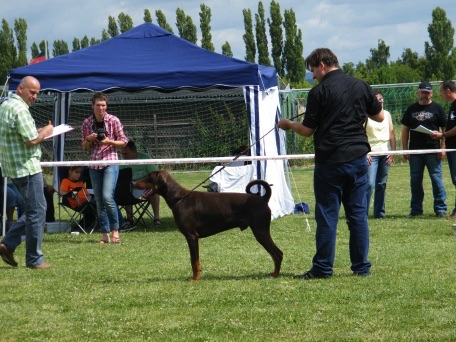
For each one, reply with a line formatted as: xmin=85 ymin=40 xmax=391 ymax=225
xmin=200 ymin=4 xmax=214 ymax=52
xmin=283 ymin=8 xmax=304 ymax=85
xmin=39 ymin=40 xmax=49 ymax=59
xmin=52 ymin=40 xmax=69 ymax=57
xmin=242 ymin=9 xmax=256 ymax=62
xmin=366 ymin=39 xmax=390 ymax=71
xmin=255 ymin=1 xmax=271 ymax=66
xmin=0 ymin=19 xmax=17 ymax=83
xmin=371 ymin=65 xmax=397 ymax=85
xmin=342 ymin=62 xmax=356 ymax=76
xmin=107 ymin=16 xmax=119 ymax=38
xmin=90 ymin=37 xmax=100 ymax=46
xmin=222 ymin=41 xmax=233 ymax=57
xmin=101 ymin=29 xmax=110 ymax=41
xmin=354 ymin=61 xmax=369 ymax=80
xmin=389 ymin=62 xmax=423 ymax=83
xmin=176 ymin=8 xmax=197 ymax=44
xmin=268 ymin=0 xmax=283 ymax=75
xmin=397 ymin=48 xmax=426 ymax=80
xmin=144 ymin=9 xmax=153 ymax=23
xmin=30 ymin=42 xmax=39 ymax=59
xmin=399 ymin=48 xmax=421 ymax=69
xmin=118 ymin=12 xmax=134 ymax=33
xmin=14 ymin=18 xmax=27 ymax=66
xmin=72 ymin=38 xmax=81 ymax=52
xmin=81 ymin=35 xmax=89 ymax=48
xmin=294 ymin=27 xmax=305 ymax=84
xmin=156 ymin=10 xmax=174 ymax=33
xmin=424 ymin=6 xmax=456 ymax=80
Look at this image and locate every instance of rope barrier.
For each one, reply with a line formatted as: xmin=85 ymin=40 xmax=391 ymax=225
xmin=36 ymin=148 xmax=456 ymax=167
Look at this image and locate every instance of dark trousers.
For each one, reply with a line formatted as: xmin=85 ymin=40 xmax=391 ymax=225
xmin=44 ymin=187 xmax=55 ymax=222
xmin=311 ymin=155 xmax=372 ymax=277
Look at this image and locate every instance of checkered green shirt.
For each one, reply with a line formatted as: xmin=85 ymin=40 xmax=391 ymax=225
xmin=0 ymin=94 xmax=41 ymax=178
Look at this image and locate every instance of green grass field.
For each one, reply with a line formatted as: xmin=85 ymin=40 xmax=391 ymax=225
xmin=1 ymin=164 xmax=455 ymax=341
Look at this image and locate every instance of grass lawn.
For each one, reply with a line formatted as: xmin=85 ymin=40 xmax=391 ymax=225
xmin=1 ymin=164 xmax=455 ymax=341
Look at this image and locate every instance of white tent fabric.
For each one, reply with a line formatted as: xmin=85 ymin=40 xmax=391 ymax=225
xmin=244 ymin=86 xmax=294 ymax=219
xmin=209 ymin=164 xmax=256 ymax=193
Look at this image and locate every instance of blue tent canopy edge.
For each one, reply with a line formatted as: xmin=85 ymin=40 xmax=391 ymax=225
xmin=8 ymin=22 xmax=278 ymax=92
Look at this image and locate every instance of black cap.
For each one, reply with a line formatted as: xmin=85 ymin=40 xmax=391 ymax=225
xmin=418 ymin=81 xmax=432 ymax=92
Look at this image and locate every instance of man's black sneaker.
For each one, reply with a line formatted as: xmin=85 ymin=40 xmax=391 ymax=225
xmin=293 ymin=271 xmax=331 ymax=280
xmin=406 ymin=212 xmax=423 ymax=218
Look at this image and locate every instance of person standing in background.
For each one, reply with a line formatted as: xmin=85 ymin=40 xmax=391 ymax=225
xmin=0 ymin=76 xmax=53 ymax=269
xmin=431 ymin=80 xmax=456 ymax=219
xmin=366 ymin=90 xmax=396 ymax=218
xmin=401 ymin=81 xmax=447 ymax=218
xmin=82 ymin=92 xmax=128 ymax=244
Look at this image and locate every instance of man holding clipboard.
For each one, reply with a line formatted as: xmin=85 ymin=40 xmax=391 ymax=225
xmin=0 ymin=76 xmax=53 ymax=269
xmin=401 ymin=81 xmax=447 ymax=218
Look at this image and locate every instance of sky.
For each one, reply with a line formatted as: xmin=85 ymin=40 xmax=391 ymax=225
xmin=2 ymin=0 xmax=456 ymax=66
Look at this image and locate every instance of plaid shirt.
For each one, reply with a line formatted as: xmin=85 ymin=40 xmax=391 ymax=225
xmin=81 ymin=112 xmax=128 ymax=170
xmin=0 ymin=94 xmax=41 ymax=178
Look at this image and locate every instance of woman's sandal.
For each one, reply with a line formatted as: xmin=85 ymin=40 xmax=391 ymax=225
xmin=111 ymin=236 xmax=121 ymax=243
xmin=99 ymin=239 xmax=110 ymax=244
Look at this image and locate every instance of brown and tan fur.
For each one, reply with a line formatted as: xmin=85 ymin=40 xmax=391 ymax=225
xmin=133 ymin=171 xmax=283 ymax=281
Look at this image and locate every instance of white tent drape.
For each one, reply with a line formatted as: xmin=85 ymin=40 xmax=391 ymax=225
xmin=244 ymin=86 xmax=294 ymax=219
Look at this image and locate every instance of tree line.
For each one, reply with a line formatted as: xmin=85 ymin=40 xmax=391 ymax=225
xmin=0 ymin=2 xmax=455 ymax=89
xmin=343 ymin=7 xmax=456 ymax=85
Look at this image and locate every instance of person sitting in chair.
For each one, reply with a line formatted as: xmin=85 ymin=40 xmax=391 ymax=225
xmin=120 ymin=140 xmax=161 ymax=226
xmin=59 ymin=166 xmax=96 ymax=228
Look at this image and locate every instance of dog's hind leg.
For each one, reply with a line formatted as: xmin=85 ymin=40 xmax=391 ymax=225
xmin=250 ymin=229 xmax=283 ymax=278
xmin=185 ymin=235 xmax=201 ymax=281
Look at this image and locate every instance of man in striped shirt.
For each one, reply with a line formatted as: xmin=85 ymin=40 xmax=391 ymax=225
xmin=0 ymin=76 xmax=53 ymax=269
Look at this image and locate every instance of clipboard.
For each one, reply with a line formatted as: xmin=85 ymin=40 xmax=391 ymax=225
xmin=44 ymin=124 xmax=74 ymax=140
xmin=411 ymin=125 xmax=433 ymax=135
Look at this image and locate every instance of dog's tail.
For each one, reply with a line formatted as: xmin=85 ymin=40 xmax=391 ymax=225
xmin=246 ymin=180 xmax=272 ymax=202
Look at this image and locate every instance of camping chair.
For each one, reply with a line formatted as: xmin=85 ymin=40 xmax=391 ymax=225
xmin=58 ymin=166 xmax=97 ymax=234
xmin=60 ymin=190 xmax=97 ymax=234
xmin=115 ymin=167 xmax=154 ymax=230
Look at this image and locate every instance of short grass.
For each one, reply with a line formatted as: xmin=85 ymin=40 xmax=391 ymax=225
xmin=1 ymin=164 xmax=455 ymax=341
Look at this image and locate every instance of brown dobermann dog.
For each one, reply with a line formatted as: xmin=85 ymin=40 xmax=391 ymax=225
xmin=134 ymin=170 xmax=283 ymax=281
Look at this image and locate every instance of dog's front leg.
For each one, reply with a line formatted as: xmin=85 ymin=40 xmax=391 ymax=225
xmin=185 ymin=235 xmax=201 ymax=281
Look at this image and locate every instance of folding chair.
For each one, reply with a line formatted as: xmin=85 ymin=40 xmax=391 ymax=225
xmin=58 ymin=166 xmax=97 ymax=234
xmin=60 ymin=191 xmax=97 ymax=234
xmin=115 ymin=168 xmax=154 ymax=230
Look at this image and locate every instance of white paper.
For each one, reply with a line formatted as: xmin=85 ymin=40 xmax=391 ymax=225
xmin=411 ymin=125 xmax=433 ymax=135
xmin=44 ymin=124 xmax=74 ymax=140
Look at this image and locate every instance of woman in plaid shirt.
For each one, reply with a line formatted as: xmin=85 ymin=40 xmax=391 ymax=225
xmin=82 ymin=92 xmax=128 ymax=244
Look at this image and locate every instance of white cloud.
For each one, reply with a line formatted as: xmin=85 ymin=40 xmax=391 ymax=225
xmin=1 ymin=0 xmax=456 ymax=64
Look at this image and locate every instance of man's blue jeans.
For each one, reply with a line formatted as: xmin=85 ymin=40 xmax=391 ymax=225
xmin=312 ymin=155 xmax=372 ymax=277
xmin=409 ymin=154 xmax=447 ymax=215
xmin=446 ymin=151 xmax=456 ymax=214
xmin=366 ymin=156 xmax=390 ymax=218
xmin=2 ymin=173 xmax=46 ymax=267
xmin=89 ymin=165 xmax=119 ymax=233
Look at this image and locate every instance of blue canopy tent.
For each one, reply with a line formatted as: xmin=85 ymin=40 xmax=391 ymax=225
xmin=8 ymin=22 xmax=294 ymax=219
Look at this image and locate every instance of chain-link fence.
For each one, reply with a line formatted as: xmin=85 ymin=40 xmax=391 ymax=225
xmin=280 ymin=81 xmax=450 ymax=161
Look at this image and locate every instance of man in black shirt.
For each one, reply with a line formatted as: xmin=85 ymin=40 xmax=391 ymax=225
xmin=431 ymin=80 xmax=456 ymax=218
xmin=278 ymin=48 xmax=383 ymax=279
xmin=401 ymin=81 xmax=447 ymax=218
